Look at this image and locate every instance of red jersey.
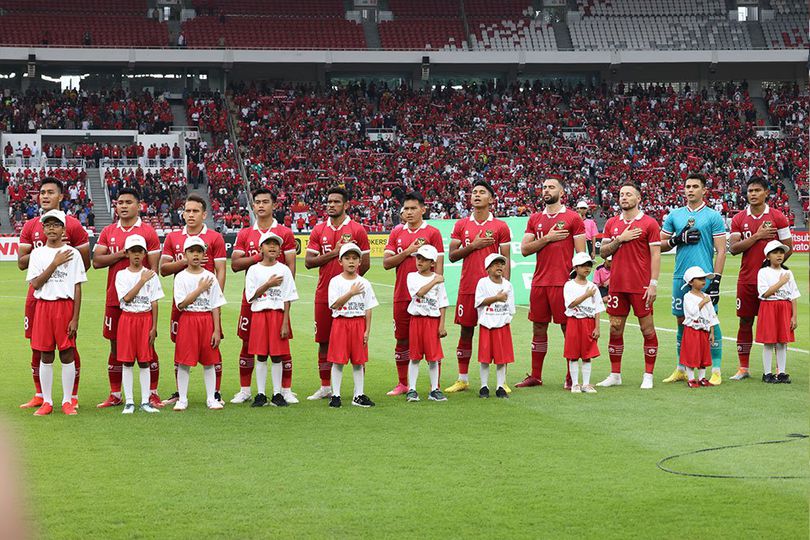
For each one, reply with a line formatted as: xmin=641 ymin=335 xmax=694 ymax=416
xmin=603 ymin=212 xmax=661 ymax=294
xmin=161 ymin=225 xmax=227 ymax=274
xmin=306 ymin=216 xmax=370 ymax=302
xmin=731 ymin=205 xmax=791 ymax=285
xmin=525 ymin=207 xmax=586 ymax=287
xmin=384 ymin=221 xmax=444 ymax=302
xmin=233 ymin=220 xmax=297 ymax=270
xmin=451 ymin=213 xmax=512 ymax=295
xmin=95 ymin=218 xmax=161 ymax=306
xmin=19 ymin=214 xmax=89 ymax=252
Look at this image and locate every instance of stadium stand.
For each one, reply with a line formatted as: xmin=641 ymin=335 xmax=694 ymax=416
xmin=186 ymin=93 xmax=229 ymax=136
xmin=467 ymin=2 xmax=557 ymax=51
xmin=4 ymin=167 xmax=93 ymax=234
xmin=104 ymin=167 xmax=188 ymax=232
xmin=379 ymin=0 xmax=466 ymax=50
xmin=192 ymin=0 xmax=345 ymax=17
xmin=0 ymin=15 xmax=167 ymax=47
xmin=762 ymin=0 xmax=809 ymax=49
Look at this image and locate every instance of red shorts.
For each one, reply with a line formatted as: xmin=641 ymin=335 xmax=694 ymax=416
xmin=454 ymin=293 xmax=478 ymax=327
xmin=327 ymin=317 xmax=368 ymax=365
xmin=237 ymin=295 xmax=252 ymax=342
xmin=248 ymin=309 xmax=292 ymax=357
xmin=564 ymin=317 xmax=600 ymax=360
xmin=409 ymin=316 xmax=444 ymax=362
xmin=174 ymin=312 xmax=222 ymax=367
xmin=31 ymin=299 xmax=75 ymax=352
xmin=117 ymin=311 xmax=155 ymax=363
xmin=736 ymin=282 xmax=760 ymax=319
xmin=170 ymin=302 xmax=181 ymax=343
xmin=606 ymin=291 xmax=653 ymax=318
xmin=393 ymin=301 xmax=411 ymax=341
xmin=103 ymin=305 xmax=122 ymax=340
xmin=478 ymin=325 xmax=514 ymax=364
xmin=314 ymin=302 xmax=334 ymax=343
xmin=680 ymin=326 xmax=712 ymax=368
xmin=529 ymin=286 xmax=566 ymax=325
xmin=24 ymin=290 xmax=36 ymax=339
xmin=756 ymin=300 xmax=795 ymax=344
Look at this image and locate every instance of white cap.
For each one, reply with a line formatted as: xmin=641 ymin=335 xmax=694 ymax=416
xmin=415 ymin=244 xmax=438 ymax=261
xmin=40 ymin=209 xmax=66 ymax=225
xmin=124 ymin=234 xmax=147 ymax=251
xmin=763 ymin=239 xmax=790 ymax=257
xmin=259 ymin=231 xmax=283 ymax=246
xmin=576 ymin=200 xmax=589 ymax=209
xmin=484 ymin=253 xmax=507 ymax=269
xmin=682 ymin=266 xmax=715 ymax=289
xmin=571 ymin=252 xmax=594 ymax=267
xmin=183 ymin=236 xmax=207 ymax=252
xmin=339 ymin=242 xmax=362 ymax=258
xmin=605 ymin=255 xmax=613 ymax=261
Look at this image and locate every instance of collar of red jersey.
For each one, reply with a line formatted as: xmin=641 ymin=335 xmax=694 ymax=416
xmin=252 ymin=219 xmax=279 ymax=231
xmin=405 ymin=221 xmax=429 ymax=232
xmin=468 ymin=212 xmax=494 ymax=225
xmin=746 ymin=204 xmax=770 ymax=218
xmin=542 ymin=205 xmax=567 ymax=216
xmin=116 ymin=217 xmax=142 ymax=229
xmin=182 ymin=224 xmax=208 ymax=235
xmin=326 ymin=215 xmax=351 ymax=231
xmin=620 ymin=211 xmax=645 ymax=224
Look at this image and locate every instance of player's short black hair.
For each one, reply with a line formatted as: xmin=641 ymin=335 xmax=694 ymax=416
xmin=327 ymin=186 xmax=349 ymax=203
xmin=117 ymin=187 xmax=141 ymax=201
xmin=686 ymin=173 xmax=707 ymax=187
xmin=620 ymin=182 xmax=642 ymax=196
xmin=472 ymin=179 xmax=495 ymax=198
xmin=186 ymin=193 xmax=207 ymax=211
xmin=747 ymin=176 xmax=770 ymax=191
xmin=252 ymin=187 xmax=276 ymax=202
xmin=40 ymin=177 xmax=64 ymax=193
xmin=403 ymin=191 xmax=425 ymax=205
xmin=545 ymin=174 xmax=566 ymax=189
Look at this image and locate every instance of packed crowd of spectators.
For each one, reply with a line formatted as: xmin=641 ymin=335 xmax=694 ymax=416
xmin=105 ymin=166 xmax=188 ymax=229
xmin=4 ymin=140 xmax=184 ymax=169
xmin=186 ymin=93 xmax=229 ymax=137
xmin=765 ymin=82 xmax=808 ymax=217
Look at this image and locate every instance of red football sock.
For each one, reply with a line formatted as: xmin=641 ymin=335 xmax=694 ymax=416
xmin=239 ymin=341 xmax=254 ymax=388
xmin=456 ymin=336 xmax=473 ymax=376
xmin=31 ymin=349 xmax=42 ymax=395
xmin=318 ymin=350 xmax=330 ymax=386
xmin=149 ymin=349 xmax=160 ymax=392
xmin=394 ymin=344 xmax=409 ymax=386
xmin=281 ymin=354 xmax=292 ymax=389
xmin=643 ymin=332 xmax=658 ymax=374
xmin=215 ymin=362 xmax=222 ymax=392
xmin=108 ymin=352 xmax=122 ymax=393
xmin=737 ymin=324 xmax=753 ymax=370
xmin=72 ymin=348 xmax=81 ymax=396
xmin=530 ymin=336 xmax=548 ymax=380
xmin=608 ymin=334 xmax=624 ymax=374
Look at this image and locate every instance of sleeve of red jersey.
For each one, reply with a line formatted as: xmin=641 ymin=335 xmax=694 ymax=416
xmin=646 ymin=219 xmax=661 ymax=245
xmin=730 ymin=214 xmax=742 ymax=235
xmin=18 ymin=221 xmax=32 ymax=246
xmin=161 ymin=233 xmax=175 ymax=259
xmin=431 ymin=227 xmax=445 ymax=254
xmin=774 ymin=211 xmax=792 ymax=240
xmin=571 ymin=213 xmax=586 ymax=237
xmin=232 ymin=228 xmax=247 ymax=255
xmin=94 ymin=226 xmax=109 ymax=251
xmin=498 ymin=220 xmax=512 ymax=245
xmin=306 ymin=226 xmax=321 ymax=254
xmin=69 ymin=219 xmax=89 ymax=247
xmin=146 ymin=228 xmax=161 ymax=254
xmin=383 ymin=227 xmax=398 ymax=254
xmin=450 ymin=219 xmax=464 ymax=242
xmin=282 ymin=230 xmax=297 ymax=254
xmin=524 ymin=215 xmax=534 ymax=236
xmin=355 ymin=225 xmax=371 ymax=253
xmin=211 ymin=234 xmax=227 ymax=261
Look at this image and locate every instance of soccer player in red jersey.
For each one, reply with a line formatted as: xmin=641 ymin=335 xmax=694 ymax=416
xmin=93 ymin=188 xmax=163 ymax=408
xmin=444 ymin=179 xmax=511 ymax=393
xmin=515 ymin=176 xmax=586 ymax=390
xmin=305 ymin=186 xmax=370 ymax=400
xmin=230 ymin=188 xmax=298 ymax=403
xmin=728 ymin=177 xmax=793 ymax=380
xmin=17 ymin=177 xmax=90 ymax=409
xmin=159 ymin=194 xmax=227 ymax=405
xmin=382 ymin=191 xmax=444 ymax=396
xmin=597 ymin=183 xmax=661 ymax=390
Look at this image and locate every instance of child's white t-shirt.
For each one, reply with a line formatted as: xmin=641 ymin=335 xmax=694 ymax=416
xmin=474 ymin=276 xmax=515 ymax=329
xmin=682 ymin=291 xmax=719 ymax=332
xmin=173 ymin=269 xmax=226 ymax=312
xmin=406 ymin=272 xmax=449 ymax=317
xmin=115 ymin=268 xmax=164 ymax=312
xmin=328 ymin=274 xmax=378 ymax=318
xmin=245 ymin=262 xmax=298 ymax=312
xmin=26 ymin=245 xmax=87 ymax=300
xmin=563 ymin=279 xmax=606 ymax=318
xmin=757 ymin=267 xmax=801 ymax=301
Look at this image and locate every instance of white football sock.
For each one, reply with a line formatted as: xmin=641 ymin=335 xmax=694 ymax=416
xmin=496 ymin=364 xmax=506 ymax=389
xmin=428 ymin=361 xmax=439 ymax=391
xmin=139 ymin=366 xmax=151 ymax=404
xmin=581 ymin=361 xmax=592 ymax=385
xmin=352 ymin=364 xmax=364 ymax=397
xmin=203 ymin=365 xmax=216 ymax=403
xmin=698 ymin=368 xmax=706 ymax=380
xmin=568 ymin=360 xmax=580 ymax=386
xmin=60 ymin=361 xmax=75 ymax=405
xmin=177 ymin=365 xmax=190 ymax=402
xmin=240 ymin=386 xmax=251 ymax=394
xmin=408 ymin=360 xmax=420 ymax=390
xmin=255 ymin=360 xmax=268 ymax=396
xmin=775 ymin=343 xmax=787 ymax=374
xmin=762 ymin=345 xmax=774 ymax=374
xmin=479 ymin=363 xmax=489 ymax=388
xmin=685 ymin=367 xmax=695 ymax=380
xmin=122 ymin=365 xmax=134 ymax=405
xmin=271 ymin=361 xmax=283 ymax=395
xmin=40 ymin=362 xmax=53 ymax=405
xmin=331 ymin=363 xmax=343 ymax=397
xmin=459 ymin=373 xmax=469 ymax=383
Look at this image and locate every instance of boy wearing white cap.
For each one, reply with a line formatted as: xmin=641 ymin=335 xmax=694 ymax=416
xmin=115 ymin=234 xmax=165 ymax=413
xmin=172 ymin=236 xmax=227 ymax=411
xmin=405 ymin=244 xmax=449 ymax=402
xmin=563 ymin=252 xmax=605 ymax=393
xmin=244 ymin=232 xmax=299 ymax=407
xmin=680 ymin=266 xmax=720 ymax=388
xmin=474 ymin=253 xmax=515 ymax=398
xmin=327 ymin=243 xmax=379 ymax=408
xmin=26 ymin=210 xmax=87 ymax=416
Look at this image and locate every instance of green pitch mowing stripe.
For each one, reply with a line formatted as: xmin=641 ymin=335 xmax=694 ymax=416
xmin=1 ymin=257 xmax=807 ymax=539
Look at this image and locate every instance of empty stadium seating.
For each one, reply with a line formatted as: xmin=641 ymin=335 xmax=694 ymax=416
xmin=0 ymin=0 xmax=146 ymax=14
xmin=575 ymin=0 xmax=726 ymax=17
xmin=182 ymin=16 xmax=365 ymax=48
xmin=193 ymin=0 xmax=345 ymax=17
xmin=469 ymin=18 xmax=557 ymax=51
xmin=0 ymin=14 xmax=167 ymax=47
xmin=378 ymin=18 xmax=467 ymax=50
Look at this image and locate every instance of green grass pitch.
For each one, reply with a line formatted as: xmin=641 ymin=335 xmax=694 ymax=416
xmin=1 ymin=256 xmax=808 ymax=538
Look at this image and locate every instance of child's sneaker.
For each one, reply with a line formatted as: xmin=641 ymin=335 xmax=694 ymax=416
xmin=140 ymin=403 xmax=160 ymax=413
xmin=33 ymin=403 xmax=53 ymax=416
xmin=207 ymin=399 xmax=224 ymax=410
xmin=329 ymin=396 xmax=342 ymax=408
xmin=687 ymin=379 xmax=701 ymax=388
xmin=61 ymin=402 xmax=78 ymax=416
xmin=479 ymin=386 xmax=490 ymax=398
xmin=270 ymin=393 xmax=289 ymax=407
xmin=428 ymin=389 xmax=447 ymax=402
xmin=698 ymin=378 xmax=712 ymax=387
xmin=762 ymin=373 xmax=777 ymax=384
xmin=230 ymin=390 xmax=252 ymax=404
xmin=386 ymin=383 xmax=409 ymax=396
xmin=97 ymin=394 xmax=123 ymax=408
xmin=582 ymin=384 xmax=597 ymax=394
xmin=173 ymin=400 xmax=188 ymax=411
xmin=570 ymin=384 xmax=582 ymax=393
xmin=122 ymin=403 xmax=136 ymax=415
xmin=282 ymin=390 xmax=299 ymax=404
xmin=214 ymin=391 xmax=225 ymax=406
xmin=776 ymin=373 xmax=791 ymax=384
xmin=405 ymin=390 xmax=419 ymax=402
xmin=251 ymin=393 xmax=268 ymax=407
xmin=495 ymin=386 xmax=509 ymax=398
xmin=352 ymin=395 xmax=375 ymax=408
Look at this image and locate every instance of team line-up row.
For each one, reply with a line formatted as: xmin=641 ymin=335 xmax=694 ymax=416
xmin=17 ymin=175 xmax=801 ymax=416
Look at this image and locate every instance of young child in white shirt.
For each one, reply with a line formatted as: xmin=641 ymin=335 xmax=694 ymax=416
xmin=679 ymin=266 xmax=720 ymax=388
xmin=474 ymin=253 xmax=515 ymax=399
xmin=563 ymin=253 xmax=605 ymax=393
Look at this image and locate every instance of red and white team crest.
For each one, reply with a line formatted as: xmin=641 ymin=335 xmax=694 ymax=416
xmin=342 ymin=233 xmax=352 ymax=242
xmin=608 ymin=346 xmax=616 ymax=354
xmin=646 ymin=347 xmax=657 ymax=355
